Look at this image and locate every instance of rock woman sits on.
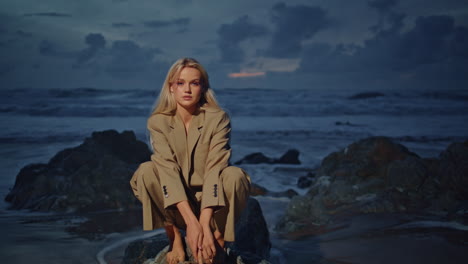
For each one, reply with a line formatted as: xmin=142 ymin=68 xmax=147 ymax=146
xmin=130 ymin=58 xmax=251 ymax=264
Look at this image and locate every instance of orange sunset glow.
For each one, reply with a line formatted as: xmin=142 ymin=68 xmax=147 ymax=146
xmin=228 ymin=72 xmax=266 ymax=78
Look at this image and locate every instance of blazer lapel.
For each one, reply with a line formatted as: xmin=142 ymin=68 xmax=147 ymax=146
xmin=187 ymin=111 xmax=204 ymax=160
xmin=169 ymin=111 xmax=204 ymax=184
xmin=170 ymin=115 xmax=188 ymax=179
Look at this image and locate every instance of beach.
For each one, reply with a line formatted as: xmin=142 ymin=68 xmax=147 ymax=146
xmin=1 ymin=87 xmax=467 ymax=263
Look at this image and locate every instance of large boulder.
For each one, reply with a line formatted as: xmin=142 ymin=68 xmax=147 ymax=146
xmin=250 ymin=183 xmax=298 ymax=199
xmin=122 ymin=197 xmax=272 ymax=264
xmin=4 ymin=130 xmax=151 ymax=213
xmin=277 ymin=137 xmax=468 ymax=234
xmin=235 ymin=149 xmax=301 ymax=165
xmin=427 ymin=140 xmax=468 ymax=215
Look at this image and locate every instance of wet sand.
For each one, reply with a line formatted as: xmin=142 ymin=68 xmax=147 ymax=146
xmin=1 ymin=198 xmax=467 ymax=264
xmin=0 ymin=209 xmax=149 ymax=264
xmin=273 ymin=213 xmax=468 ymax=264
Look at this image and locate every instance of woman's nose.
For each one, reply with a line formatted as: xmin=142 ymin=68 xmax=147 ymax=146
xmin=183 ymin=83 xmax=191 ymax=93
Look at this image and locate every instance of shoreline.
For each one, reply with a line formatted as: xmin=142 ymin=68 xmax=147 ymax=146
xmin=97 ymin=229 xmax=165 ymax=264
xmin=2 ymin=207 xmax=467 ymax=264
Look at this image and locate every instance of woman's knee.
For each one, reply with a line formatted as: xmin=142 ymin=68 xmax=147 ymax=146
xmin=131 ymin=161 xmax=158 ymax=186
xmin=140 ymin=162 xmax=160 ymax=184
xmin=138 ymin=161 xmax=154 ymax=172
xmin=221 ymin=166 xmax=251 ymax=188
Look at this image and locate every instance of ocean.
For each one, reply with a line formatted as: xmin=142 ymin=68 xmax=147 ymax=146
xmin=1 ymin=87 xmax=467 ymax=263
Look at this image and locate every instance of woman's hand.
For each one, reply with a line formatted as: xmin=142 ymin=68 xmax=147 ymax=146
xmin=176 ymin=201 xmax=203 ymax=261
xmin=201 ymin=225 xmax=216 ymax=262
xmin=186 ymin=219 xmax=204 ymax=263
xmin=199 ymin=207 xmax=216 ymax=263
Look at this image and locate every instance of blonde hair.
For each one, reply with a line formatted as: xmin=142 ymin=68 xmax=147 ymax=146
xmin=152 ymin=57 xmax=221 ymax=115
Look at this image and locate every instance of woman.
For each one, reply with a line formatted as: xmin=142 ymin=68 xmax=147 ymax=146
xmin=130 ymin=58 xmax=251 ymax=264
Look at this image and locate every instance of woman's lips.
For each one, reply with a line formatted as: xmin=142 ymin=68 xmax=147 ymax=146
xmin=182 ymin=96 xmax=192 ymax=100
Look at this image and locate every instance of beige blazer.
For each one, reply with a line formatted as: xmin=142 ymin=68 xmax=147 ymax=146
xmin=147 ymin=107 xmax=231 ymax=211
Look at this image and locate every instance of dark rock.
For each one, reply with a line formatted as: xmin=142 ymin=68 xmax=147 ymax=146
xmin=122 ymin=233 xmax=169 ymax=264
xmin=427 ymin=140 xmax=468 ymax=212
xmin=316 ymin=136 xmax=418 ymax=181
xmin=277 ymin=149 xmax=300 ymax=164
xmin=387 ymin=156 xmax=427 ymax=192
xmin=235 ymin=152 xmax=273 ymax=165
xmin=269 ymin=189 xmax=299 ymax=199
xmin=123 ymin=198 xmax=271 ymax=264
xmin=348 ymin=91 xmax=385 ymax=100
xmin=276 ymin=137 xmax=468 ymax=234
xmin=4 ymin=130 xmax=152 ymax=213
xmin=231 ymin=197 xmax=271 ymax=261
xmin=335 ymin=121 xmax=351 ymax=126
xmin=235 ymin=149 xmax=301 ymax=165
xmin=250 ymin=183 xmax=268 ymax=196
xmin=335 ymin=121 xmax=363 ymax=127
xmin=297 ymin=176 xmax=312 ymax=188
xmin=250 ymin=183 xmax=298 ymax=198
xmin=437 ymin=140 xmax=468 ymax=201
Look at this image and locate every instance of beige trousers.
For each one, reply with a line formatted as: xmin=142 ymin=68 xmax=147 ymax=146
xmin=130 ymin=161 xmax=250 ymax=242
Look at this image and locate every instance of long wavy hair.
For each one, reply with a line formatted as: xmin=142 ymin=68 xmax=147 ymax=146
xmin=151 ymin=57 xmax=221 ymax=115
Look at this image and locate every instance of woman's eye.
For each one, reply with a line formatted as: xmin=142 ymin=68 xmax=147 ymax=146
xmin=191 ymin=82 xmax=200 ymax=86
xmin=177 ymin=82 xmax=184 ymax=86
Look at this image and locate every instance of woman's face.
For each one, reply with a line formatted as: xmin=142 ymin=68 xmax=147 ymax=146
xmin=171 ymin=67 xmax=203 ymax=113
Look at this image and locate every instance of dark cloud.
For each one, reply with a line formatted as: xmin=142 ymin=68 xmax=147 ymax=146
xmin=15 ymin=30 xmax=33 ymax=38
xmin=85 ymin=33 xmax=106 ymax=49
xmin=297 ymin=14 xmax=468 ymax=89
xmin=37 ymin=39 xmax=76 ymax=59
xmin=112 ymin=22 xmax=133 ymax=28
xmin=217 ymin=15 xmax=267 ymax=63
xmin=75 ymin=33 xmax=106 ymax=65
xmin=35 ymin=32 xmax=165 ymax=81
xmin=368 ymin=0 xmax=404 ymax=33
xmin=264 ymin=2 xmax=330 ymax=58
xmin=38 ymin=40 xmax=58 ymax=56
xmin=23 ymin=12 xmax=72 ymax=18
xmin=0 ymin=63 xmax=15 ymax=76
xmin=0 ymin=29 xmax=33 ymax=47
xmin=106 ymin=40 xmax=163 ymax=78
xmin=37 ymin=39 xmax=75 ymax=59
xmin=38 ymin=34 xmax=106 ymax=63
xmin=368 ymin=0 xmax=398 ymax=14
xmin=143 ymin=18 xmax=190 ymax=29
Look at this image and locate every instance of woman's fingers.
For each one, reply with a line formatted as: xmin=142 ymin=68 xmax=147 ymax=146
xmin=185 ymin=221 xmax=203 ymax=260
xmin=198 ymin=231 xmax=203 ymax=249
xmin=167 ymin=252 xmax=176 ymax=264
xmin=202 ymin=245 xmax=212 ymax=261
xmin=210 ymin=242 xmax=216 ymax=259
xmin=188 ymin=239 xmax=198 ymax=260
xmin=197 ymin=248 xmax=204 ymax=264
xmin=200 ymin=228 xmax=216 ymax=262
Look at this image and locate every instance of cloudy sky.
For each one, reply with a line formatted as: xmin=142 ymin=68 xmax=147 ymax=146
xmin=1 ymin=0 xmax=467 ymax=90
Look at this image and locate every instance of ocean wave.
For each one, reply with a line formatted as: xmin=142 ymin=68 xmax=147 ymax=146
xmin=0 ymin=134 xmax=85 ymax=144
xmin=0 ymin=103 xmax=151 ymax=117
xmin=1 ymin=88 xmax=467 ymax=117
xmin=393 ymin=135 xmax=467 ymax=143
